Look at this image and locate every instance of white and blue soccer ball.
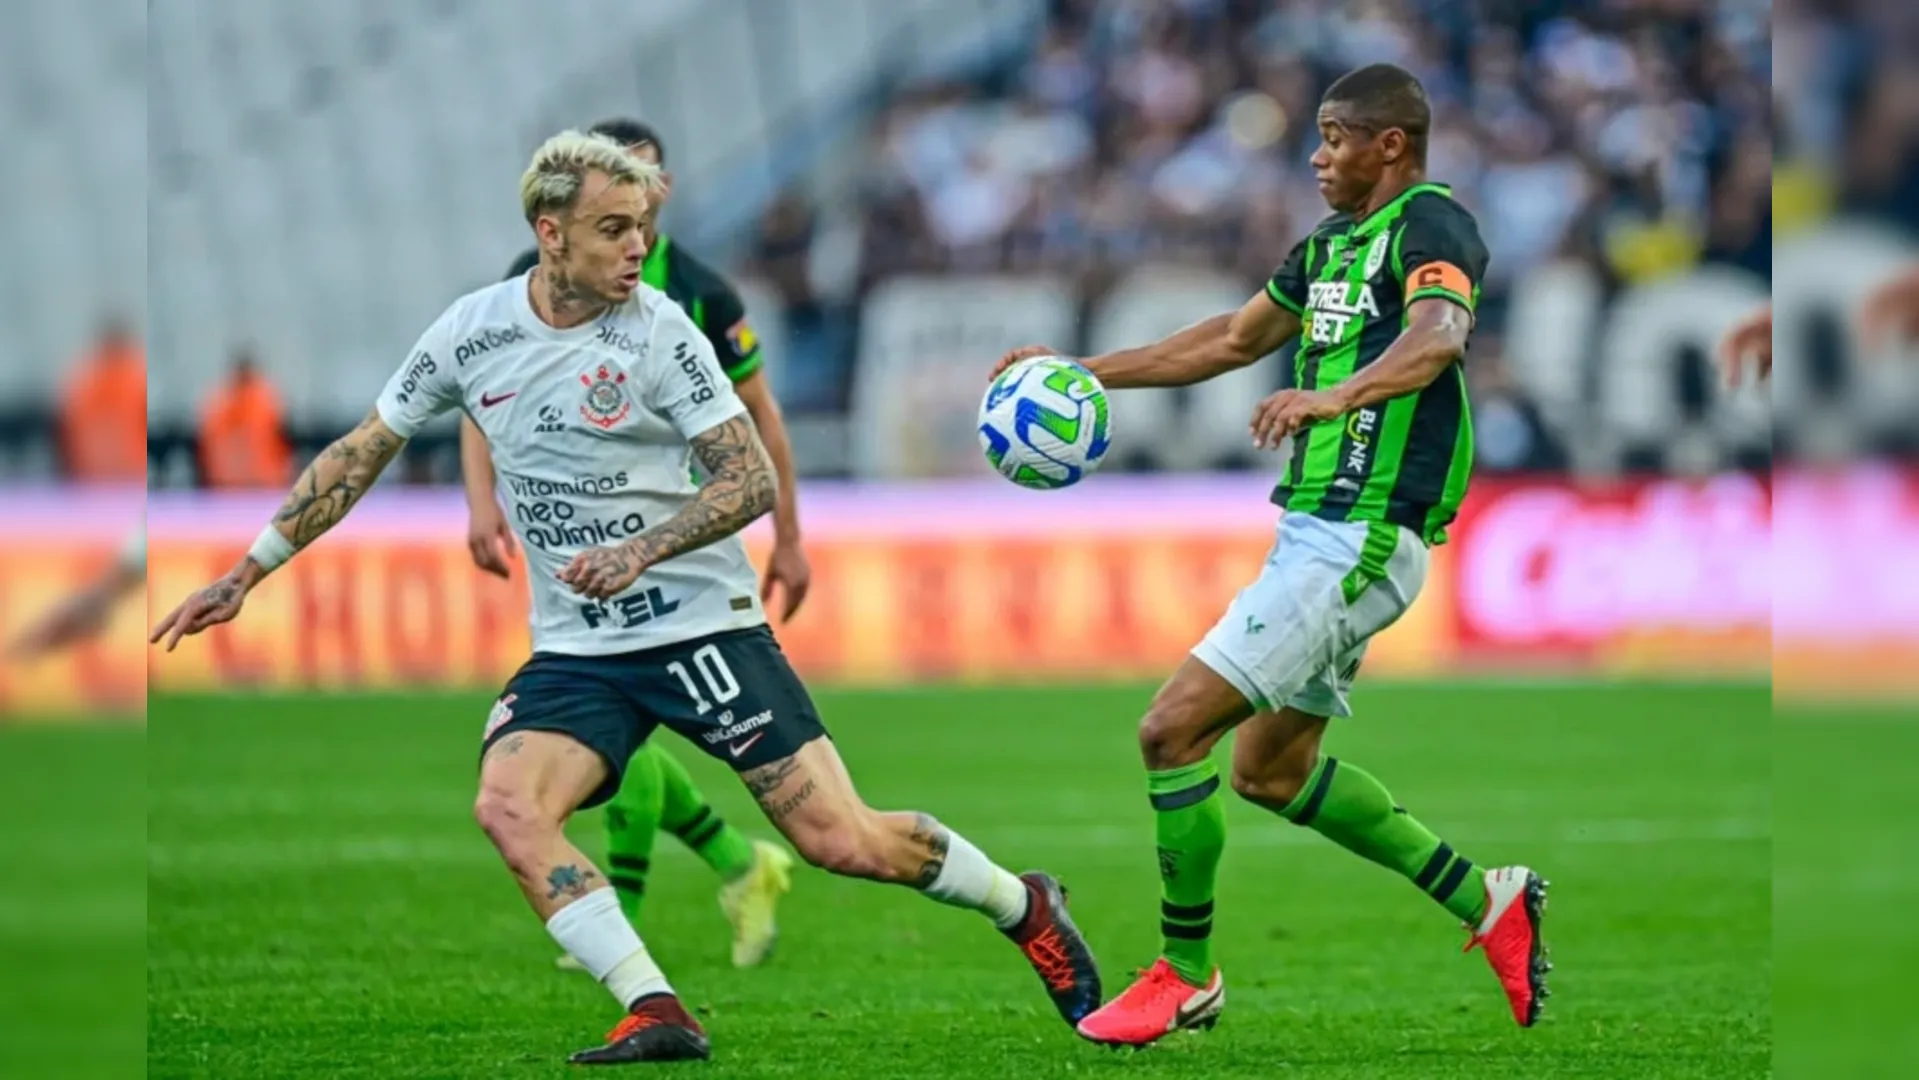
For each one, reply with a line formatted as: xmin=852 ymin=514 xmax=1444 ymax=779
xmin=977 ymin=355 xmax=1112 ymax=490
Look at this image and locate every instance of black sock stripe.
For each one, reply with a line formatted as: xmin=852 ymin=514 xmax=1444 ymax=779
xmin=607 ymin=853 xmax=653 ymax=875
xmin=1161 ymin=899 xmax=1215 ymax=922
xmin=1149 ymin=775 xmax=1221 ymax=812
xmin=1413 ymin=843 xmax=1454 ymax=891
xmin=684 ymin=818 xmax=727 ymax=849
xmin=1433 ymin=856 xmax=1475 ymax=903
xmin=1288 ymin=757 xmax=1339 ymax=827
xmin=1161 ymin=919 xmax=1213 ymax=941
xmin=671 ymin=806 xmax=716 ymax=839
xmin=606 ymin=872 xmax=647 ymax=896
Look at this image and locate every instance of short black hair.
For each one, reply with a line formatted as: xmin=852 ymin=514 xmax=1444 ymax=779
xmin=1322 ymin=64 xmax=1431 ymax=161
xmin=587 ymin=117 xmax=666 ymax=164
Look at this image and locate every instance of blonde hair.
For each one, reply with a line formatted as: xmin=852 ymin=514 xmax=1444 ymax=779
xmin=519 ymin=129 xmax=665 ymax=225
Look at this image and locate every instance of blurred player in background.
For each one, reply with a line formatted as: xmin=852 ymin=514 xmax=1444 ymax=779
xmin=1717 ymin=304 xmax=1771 ymax=386
xmin=7 ymin=525 xmax=145 ymax=661
xmin=469 ymin=118 xmax=801 ymax=973
xmin=996 ymin=64 xmax=1546 ymax=1046
xmin=152 ymin=131 xmax=1099 ymax=1065
xmin=1718 ymin=265 xmax=1919 ymax=387
xmin=1863 ymin=267 xmax=1919 ymax=348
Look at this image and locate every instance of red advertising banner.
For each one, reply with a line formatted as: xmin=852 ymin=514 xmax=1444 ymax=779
xmin=1447 ymin=472 xmax=1771 ymax=676
xmin=0 ymin=472 xmax=1809 ymax=713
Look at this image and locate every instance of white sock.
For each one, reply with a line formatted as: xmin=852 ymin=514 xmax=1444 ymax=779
xmin=545 ymin=886 xmax=672 ymax=1008
xmin=920 ymin=830 xmax=1031 ymax=930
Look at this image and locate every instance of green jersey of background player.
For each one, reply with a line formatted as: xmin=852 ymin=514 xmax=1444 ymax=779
xmin=462 ymin=118 xmax=807 ymax=971
xmin=994 ymin=63 xmax=1551 ymax=1046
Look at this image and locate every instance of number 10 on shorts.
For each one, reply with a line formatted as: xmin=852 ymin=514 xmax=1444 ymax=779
xmin=668 ymin=644 xmax=741 ymax=715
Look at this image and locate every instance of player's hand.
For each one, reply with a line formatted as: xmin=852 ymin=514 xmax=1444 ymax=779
xmin=1250 ymin=389 xmax=1347 ymax=449
xmin=760 ymin=538 xmax=812 ymax=623
xmin=1861 ymin=269 xmax=1919 ymax=352
xmin=8 ymin=590 xmax=113 ymax=660
xmin=990 ymin=346 xmax=1061 ymax=381
xmin=558 ymin=543 xmax=647 ymax=601
xmin=466 ymin=500 xmax=518 ymax=579
xmin=149 ymin=575 xmax=248 ymax=652
xmin=1716 ymin=304 xmax=1772 ymax=388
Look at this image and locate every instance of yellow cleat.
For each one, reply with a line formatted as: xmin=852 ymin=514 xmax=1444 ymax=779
xmin=718 ymin=840 xmax=794 ymax=968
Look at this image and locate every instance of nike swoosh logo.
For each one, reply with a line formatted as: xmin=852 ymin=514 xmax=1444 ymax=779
xmin=480 ymin=391 xmax=518 ymax=407
xmin=727 ymin=732 xmax=765 ymax=759
xmin=1173 ymin=981 xmax=1224 ymax=1028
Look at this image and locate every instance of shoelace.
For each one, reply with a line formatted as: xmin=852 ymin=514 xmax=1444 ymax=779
xmin=1023 ymin=927 xmax=1080 ymax=992
xmin=1122 ymin=966 xmax=1192 ymax=1010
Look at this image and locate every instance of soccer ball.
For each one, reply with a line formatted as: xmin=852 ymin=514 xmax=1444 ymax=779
xmin=977 ymin=355 xmax=1112 ymax=490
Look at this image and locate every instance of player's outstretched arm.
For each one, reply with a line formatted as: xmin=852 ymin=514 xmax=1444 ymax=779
xmin=992 ymin=292 xmax=1302 ymax=390
xmin=150 ymin=409 xmax=407 ymax=650
xmin=8 ymin=554 xmax=144 ymax=660
xmin=559 ymin=414 xmax=776 ymax=600
xmin=1251 ymin=298 xmax=1469 ymax=447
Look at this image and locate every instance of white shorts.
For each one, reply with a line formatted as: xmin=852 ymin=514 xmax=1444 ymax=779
xmin=1192 ymin=513 xmax=1429 ymax=718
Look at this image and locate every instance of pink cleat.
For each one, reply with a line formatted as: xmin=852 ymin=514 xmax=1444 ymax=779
xmin=1074 ymin=959 xmax=1224 ymax=1048
xmin=1464 ymin=865 xmax=1552 ymax=1027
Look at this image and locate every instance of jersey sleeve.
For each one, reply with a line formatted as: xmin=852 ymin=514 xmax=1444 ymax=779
xmin=1394 ymin=200 xmax=1490 ymax=316
xmin=700 ymin=283 xmax=764 ymax=384
xmin=647 ymin=308 xmax=747 ymax=441
xmin=374 ymin=307 xmax=463 ymax=438
xmin=1264 ymin=234 xmax=1312 ymax=316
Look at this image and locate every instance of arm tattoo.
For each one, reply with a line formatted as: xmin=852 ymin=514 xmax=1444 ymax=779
xmin=272 ymin=409 xmax=406 ymax=548
xmin=544 ymin=863 xmax=600 ymax=902
xmin=626 ymin=415 xmax=776 ymax=568
xmin=741 ymin=755 xmax=801 ymax=799
xmin=909 ymin=812 xmax=951 ymax=889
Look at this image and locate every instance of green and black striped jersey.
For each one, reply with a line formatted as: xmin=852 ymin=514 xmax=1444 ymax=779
xmin=506 ymin=235 xmax=764 ymax=385
xmin=1264 ymin=182 xmax=1489 ymax=545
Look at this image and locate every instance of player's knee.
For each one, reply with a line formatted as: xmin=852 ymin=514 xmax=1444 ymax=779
xmin=1229 ymin=760 xmax=1311 ymax=810
xmin=473 ymin=785 xmax=553 ymax=854
xmin=1138 ymin=701 xmax=1207 ymax=770
xmin=790 ymin=823 xmax=889 ymax=880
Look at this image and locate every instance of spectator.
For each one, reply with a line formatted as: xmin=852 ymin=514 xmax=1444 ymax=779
xmin=196 ymin=347 xmax=292 ymax=489
xmin=58 ymin=314 xmax=146 ymax=483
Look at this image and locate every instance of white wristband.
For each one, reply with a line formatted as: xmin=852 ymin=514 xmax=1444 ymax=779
xmin=247 ymin=526 xmax=297 ymax=572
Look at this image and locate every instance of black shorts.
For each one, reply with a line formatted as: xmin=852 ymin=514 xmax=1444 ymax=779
xmin=479 ymin=625 xmax=829 ymax=809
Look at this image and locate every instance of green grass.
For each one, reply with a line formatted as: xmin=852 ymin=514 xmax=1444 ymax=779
xmin=0 ymin=721 xmax=147 ymax=1080
xmin=1774 ymin=703 xmax=1919 ymax=1078
xmin=148 ymin=682 xmax=1770 ymax=1079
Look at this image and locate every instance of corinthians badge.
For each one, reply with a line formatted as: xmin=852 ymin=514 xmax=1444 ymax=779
xmin=580 ymin=364 xmax=632 ymax=429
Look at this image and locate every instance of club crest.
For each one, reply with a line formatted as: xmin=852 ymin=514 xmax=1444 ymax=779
xmin=580 ymin=365 xmax=632 ymax=429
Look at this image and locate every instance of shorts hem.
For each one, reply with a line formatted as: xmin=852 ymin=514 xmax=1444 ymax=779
xmin=1191 ymin=639 xmax=1271 ymax=712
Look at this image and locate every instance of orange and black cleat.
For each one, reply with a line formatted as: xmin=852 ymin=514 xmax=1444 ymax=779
xmin=568 ymin=992 xmax=710 ymax=1066
xmin=1004 ymin=871 xmax=1102 ymax=1027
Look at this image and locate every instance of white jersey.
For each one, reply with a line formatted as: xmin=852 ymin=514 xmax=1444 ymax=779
xmin=375 ymin=275 xmax=766 ymax=657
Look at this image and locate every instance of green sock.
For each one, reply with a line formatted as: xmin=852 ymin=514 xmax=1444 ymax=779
xmin=1280 ymin=756 xmax=1489 ymax=924
xmin=602 ymin=743 xmax=666 ymax=925
xmin=1148 ymin=759 xmax=1226 ymax=986
xmin=656 ymin=743 xmax=756 ymax=882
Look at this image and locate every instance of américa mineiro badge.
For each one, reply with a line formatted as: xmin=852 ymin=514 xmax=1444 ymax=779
xmin=580 ymin=364 xmax=632 ymax=429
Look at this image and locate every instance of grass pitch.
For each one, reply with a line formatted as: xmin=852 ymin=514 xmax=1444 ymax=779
xmin=148 ymin=681 xmax=1769 ymax=1078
